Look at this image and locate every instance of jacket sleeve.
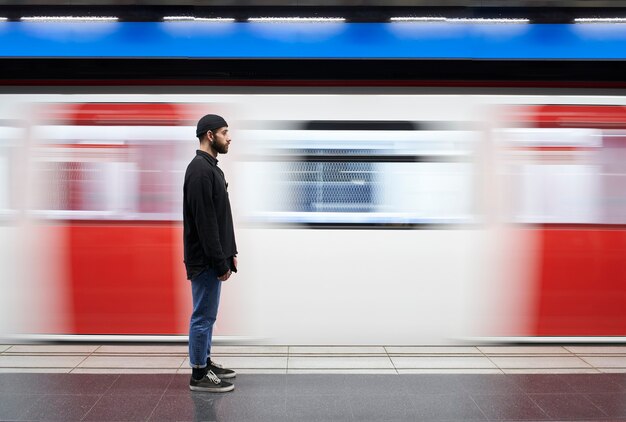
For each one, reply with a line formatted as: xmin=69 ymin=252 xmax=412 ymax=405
xmin=186 ymin=171 xmax=230 ymax=277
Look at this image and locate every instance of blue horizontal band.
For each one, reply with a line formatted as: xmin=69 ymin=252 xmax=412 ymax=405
xmin=0 ymin=22 xmax=625 ymax=59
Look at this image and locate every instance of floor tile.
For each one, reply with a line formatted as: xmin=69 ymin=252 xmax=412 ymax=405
xmin=179 ymin=368 xmax=287 ymax=374
xmin=149 ymin=393 xmax=226 ymax=422
xmin=205 ymin=356 xmax=288 ymax=369
xmin=0 ymin=355 xmax=86 ymax=368
xmin=215 ymin=393 xmax=288 ymax=421
xmin=0 ymin=345 xmax=11 ymax=353
xmin=599 ymin=368 xmax=626 ymax=373
xmin=83 ymin=394 xmax=162 ymax=421
xmin=211 ymin=346 xmax=288 ymax=355
xmin=285 ymin=374 xmax=348 ymax=396
xmin=580 ymin=356 xmax=626 ymax=368
xmin=471 ymin=393 xmax=549 ymax=420
xmin=510 ymin=374 xmax=576 ymax=393
xmin=385 ymin=346 xmax=481 ymax=355
xmin=490 ymin=356 xmax=592 ymax=369
xmin=223 ymin=374 xmax=287 ymax=396
xmin=585 ymin=392 xmax=626 ymax=417
xmin=288 ymin=369 xmax=397 ymax=374
xmin=343 ymin=374 xmax=411 ymax=396
xmin=408 ymin=393 xmax=486 ymax=421
xmin=478 ymin=346 xmax=570 ymax=355
xmin=561 ymin=374 xmax=625 ymax=393
xmin=0 ymin=373 xmax=118 ymax=395
xmin=289 ymin=356 xmax=394 ymax=369
xmin=106 ymin=374 xmax=175 ymax=396
xmin=566 ymin=346 xmax=626 ymax=354
xmin=348 ymin=393 xmax=418 ymax=421
xmin=6 ymin=345 xmax=99 ymax=354
xmin=286 ymin=394 xmax=353 ymax=421
xmin=73 ymin=368 xmax=179 ymax=374
xmin=391 ymin=356 xmax=496 ymax=369
xmin=0 ymin=368 xmax=72 ymax=373
xmin=78 ymin=356 xmax=185 ymax=369
xmin=502 ymin=368 xmax=601 ymax=374
xmin=95 ymin=345 xmax=188 ymax=354
xmin=289 ymin=346 xmax=386 ymax=355
xmin=399 ymin=374 xmax=466 ymax=394
xmin=397 ymin=369 xmax=503 ymax=374
xmin=528 ymin=393 xmax=608 ymax=420
xmin=21 ymin=393 xmax=101 ymax=421
xmin=0 ymin=394 xmax=38 ymax=420
xmin=458 ymin=374 xmax=524 ymax=394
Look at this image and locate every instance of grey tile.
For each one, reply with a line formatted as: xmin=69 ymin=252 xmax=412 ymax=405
xmin=399 ymin=374 xmax=466 ymax=394
xmin=510 ymin=374 xmax=576 ymax=394
xmin=228 ymin=374 xmax=287 ymax=396
xmin=217 ymin=394 xmax=287 ymax=421
xmin=586 ymin=392 xmax=626 ymax=418
xmin=605 ymin=373 xmax=626 ymax=389
xmin=528 ymin=393 xmax=608 ymax=420
xmin=106 ymin=374 xmax=175 ymax=396
xmin=286 ymin=395 xmax=353 ymax=421
xmin=286 ymin=374 xmax=348 ymax=396
xmin=20 ymin=394 xmax=100 ymax=421
xmin=0 ymin=394 xmax=38 ymax=420
xmin=408 ymin=393 xmax=486 ymax=421
xmin=82 ymin=394 xmax=162 ymax=421
xmin=562 ymin=374 xmax=625 ymax=393
xmin=471 ymin=393 xmax=549 ymax=420
xmin=343 ymin=374 xmax=411 ymax=396
xmin=348 ymin=393 xmax=417 ymax=421
xmin=149 ymin=393 xmax=226 ymax=422
xmin=0 ymin=373 xmax=118 ymax=395
xmin=458 ymin=375 xmax=523 ymax=394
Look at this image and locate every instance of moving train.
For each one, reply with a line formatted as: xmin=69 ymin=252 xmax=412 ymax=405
xmin=0 ymin=92 xmax=624 ymax=343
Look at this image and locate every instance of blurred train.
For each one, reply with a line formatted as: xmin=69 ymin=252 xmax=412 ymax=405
xmin=0 ymin=91 xmax=624 ymax=344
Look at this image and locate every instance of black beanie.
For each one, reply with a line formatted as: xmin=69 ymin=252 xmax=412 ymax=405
xmin=196 ymin=114 xmax=228 ymax=138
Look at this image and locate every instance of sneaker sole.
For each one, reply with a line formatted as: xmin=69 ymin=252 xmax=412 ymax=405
xmin=189 ymin=384 xmax=235 ymax=393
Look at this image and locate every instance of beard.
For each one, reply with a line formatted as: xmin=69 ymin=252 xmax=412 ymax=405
xmin=212 ymin=141 xmax=229 ymax=155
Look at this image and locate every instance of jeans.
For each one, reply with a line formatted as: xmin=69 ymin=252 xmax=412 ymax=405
xmin=189 ymin=268 xmax=222 ymax=368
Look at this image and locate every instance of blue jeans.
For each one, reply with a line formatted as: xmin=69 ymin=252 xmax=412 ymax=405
xmin=189 ymin=268 xmax=222 ymax=368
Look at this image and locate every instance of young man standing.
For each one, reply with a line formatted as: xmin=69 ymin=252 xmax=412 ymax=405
xmin=183 ymin=114 xmax=238 ymax=392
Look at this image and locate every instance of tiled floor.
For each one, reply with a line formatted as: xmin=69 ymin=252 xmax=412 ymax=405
xmin=1 ymin=372 xmax=626 ymax=421
xmin=2 ymin=344 xmax=626 ymax=374
xmin=1 ymin=345 xmax=626 ymax=421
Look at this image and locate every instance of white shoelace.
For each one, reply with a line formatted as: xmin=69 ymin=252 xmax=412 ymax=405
xmin=206 ymin=370 xmax=221 ymax=384
xmin=211 ymin=361 xmax=223 ymax=369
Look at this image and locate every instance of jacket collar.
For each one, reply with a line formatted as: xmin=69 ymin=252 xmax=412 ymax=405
xmin=196 ymin=149 xmax=218 ymax=166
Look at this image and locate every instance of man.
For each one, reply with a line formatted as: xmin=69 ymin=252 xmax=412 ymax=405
xmin=183 ymin=114 xmax=238 ymax=392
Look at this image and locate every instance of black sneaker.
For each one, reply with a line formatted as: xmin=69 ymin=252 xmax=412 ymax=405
xmin=189 ymin=370 xmax=234 ymax=392
xmin=209 ymin=359 xmax=236 ymax=379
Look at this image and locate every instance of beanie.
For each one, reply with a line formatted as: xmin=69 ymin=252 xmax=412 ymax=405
xmin=196 ymin=114 xmax=228 ymax=138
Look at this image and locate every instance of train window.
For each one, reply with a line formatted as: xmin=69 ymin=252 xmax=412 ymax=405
xmin=499 ymin=127 xmax=602 ymax=224
xmin=239 ymin=123 xmax=476 ymax=227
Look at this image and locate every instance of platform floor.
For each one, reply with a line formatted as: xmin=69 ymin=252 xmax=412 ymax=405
xmin=1 ymin=344 xmax=626 ymax=374
xmin=1 ymin=345 xmax=626 ymax=421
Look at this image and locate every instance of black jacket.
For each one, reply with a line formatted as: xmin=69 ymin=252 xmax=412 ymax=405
xmin=183 ymin=150 xmax=237 ymax=280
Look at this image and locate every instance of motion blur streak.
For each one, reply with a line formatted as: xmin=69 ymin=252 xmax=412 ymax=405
xmin=0 ymin=93 xmax=624 ymax=344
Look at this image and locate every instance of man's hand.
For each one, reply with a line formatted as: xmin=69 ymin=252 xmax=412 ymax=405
xmin=233 ymin=256 xmax=238 ymax=271
xmin=218 ymin=269 xmax=231 ymax=281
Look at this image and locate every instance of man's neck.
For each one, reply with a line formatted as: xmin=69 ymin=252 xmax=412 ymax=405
xmin=199 ymin=143 xmax=218 ymax=158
